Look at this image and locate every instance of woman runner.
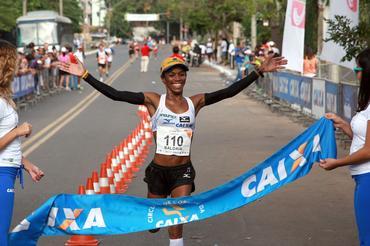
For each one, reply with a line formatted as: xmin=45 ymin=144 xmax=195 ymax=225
xmin=59 ymin=54 xmax=286 ymax=246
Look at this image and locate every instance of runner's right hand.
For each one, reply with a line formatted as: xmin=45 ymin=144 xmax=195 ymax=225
xmin=16 ymin=122 xmax=32 ymax=137
xmin=57 ymin=57 xmax=85 ymax=77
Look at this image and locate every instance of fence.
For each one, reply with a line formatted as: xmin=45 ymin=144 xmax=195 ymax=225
xmin=11 ymin=67 xmax=75 ymax=110
xmin=259 ymin=72 xmax=359 ymax=122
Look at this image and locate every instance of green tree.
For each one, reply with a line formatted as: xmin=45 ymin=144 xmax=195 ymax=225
xmin=324 ymin=0 xmax=370 ymax=61
xmin=0 ymin=0 xmax=21 ymax=31
xmin=0 ymin=0 xmax=83 ymax=33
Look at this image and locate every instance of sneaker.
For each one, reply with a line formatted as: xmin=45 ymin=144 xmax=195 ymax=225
xmin=100 ymin=77 xmax=104 ymax=82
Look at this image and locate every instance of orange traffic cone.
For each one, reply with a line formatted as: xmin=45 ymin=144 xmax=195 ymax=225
xmin=123 ymin=153 xmax=133 ymax=181
xmin=99 ymin=164 xmax=110 ymax=194
xmin=120 ymin=157 xmax=132 ymax=184
xmin=85 ymin=178 xmax=95 ymax=195
xmin=129 ymin=149 xmax=139 ymax=173
xmin=78 ymin=185 xmax=85 ymax=195
xmin=92 ymin=171 xmax=100 ymax=194
xmin=114 ymin=166 xmax=127 ymax=193
xmin=144 ymin=121 xmax=153 ymax=145
xmin=65 ymin=187 xmax=99 ymax=246
xmin=109 ymin=176 xmax=116 ymax=194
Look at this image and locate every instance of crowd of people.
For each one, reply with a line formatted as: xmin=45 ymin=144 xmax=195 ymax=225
xmin=170 ymin=38 xmax=281 ymax=82
xmin=14 ymin=40 xmax=117 ymax=95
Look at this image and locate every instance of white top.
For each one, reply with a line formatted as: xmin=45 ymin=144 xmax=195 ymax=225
xmin=349 ymin=104 xmax=370 ymax=175
xmin=151 ymin=95 xmax=196 ymax=156
xmin=0 ymin=98 xmax=22 ymax=167
xmin=97 ymin=50 xmax=107 ymax=65
xmin=105 ymin=48 xmax=113 ymax=62
xmin=206 ymin=42 xmax=213 ymax=53
xmin=221 ymin=40 xmax=227 ymax=52
xmin=74 ymin=50 xmax=84 ymax=64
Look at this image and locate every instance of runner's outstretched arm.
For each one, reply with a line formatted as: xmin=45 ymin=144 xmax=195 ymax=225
xmin=83 ymin=73 xmax=145 ymax=104
xmin=57 ymin=59 xmax=151 ymax=105
xmin=192 ymin=55 xmax=287 ymax=112
xmin=203 ymin=70 xmax=261 ymax=106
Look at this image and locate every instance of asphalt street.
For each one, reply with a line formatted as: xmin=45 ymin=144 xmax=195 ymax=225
xmin=12 ymin=45 xmax=357 ymax=246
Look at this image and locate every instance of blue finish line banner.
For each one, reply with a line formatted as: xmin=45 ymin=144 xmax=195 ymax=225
xmin=9 ymin=118 xmax=336 ymax=246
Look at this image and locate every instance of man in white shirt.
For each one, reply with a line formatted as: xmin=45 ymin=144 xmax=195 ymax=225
xmin=74 ymin=45 xmax=84 ymax=89
xmin=228 ymin=40 xmax=235 ymax=69
xmin=220 ymin=38 xmax=228 ymax=65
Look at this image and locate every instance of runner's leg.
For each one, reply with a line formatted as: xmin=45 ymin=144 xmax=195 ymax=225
xmin=167 ymin=184 xmax=192 ymax=244
xmin=147 ymin=191 xmax=166 ymax=233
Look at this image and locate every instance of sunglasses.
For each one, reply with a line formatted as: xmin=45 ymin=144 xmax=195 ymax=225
xmin=353 ymin=67 xmax=363 ymax=73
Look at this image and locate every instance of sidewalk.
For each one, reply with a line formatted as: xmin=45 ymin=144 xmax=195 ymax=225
xmin=202 ymin=60 xmax=237 ymax=82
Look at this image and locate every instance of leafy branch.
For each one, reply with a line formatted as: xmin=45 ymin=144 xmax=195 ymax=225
xmin=324 ymin=15 xmax=369 ymax=62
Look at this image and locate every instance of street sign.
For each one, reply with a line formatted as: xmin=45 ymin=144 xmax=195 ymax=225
xmin=125 ymin=13 xmax=159 ymax=22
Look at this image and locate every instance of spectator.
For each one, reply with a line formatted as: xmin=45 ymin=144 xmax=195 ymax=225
xmin=303 ymin=47 xmax=318 ymax=77
xmin=48 ymin=48 xmax=58 ymax=89
xmin=234 ymin=42 xmax=245 ymax=81
xmin=242 ymin=49 xmax=253 ymax=77
xmin=140 ymin=42 xmax=151 ymax=73
xmin=268 ymin=41 xmax=280 ymax=56
xmin=58 ymin=47 xmax=71 ymax=90
xmin=228 ymin=40 xmax=235 ymax=69
xmin=206 ymin=38 xmax=214 ymax=62
xmin=74 ymin=45 xmax=84 ymax=90
xmin=128 ymin=41 xmax=135 ymax=63
xmin=42 ymin=48 xmax=51 ymax=91
xmin=171 ymin=46 xmax=184 ymax=61
xmin=220 ymin=37 xmax=228 ymax=64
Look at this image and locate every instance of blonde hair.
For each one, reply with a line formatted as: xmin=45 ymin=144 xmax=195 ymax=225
xmin=0 ymin=39 xmax=17 ymax=108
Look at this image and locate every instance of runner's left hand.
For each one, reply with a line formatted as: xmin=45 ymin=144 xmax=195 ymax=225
xmin=259 ymin=55 xmax=287 ymax=73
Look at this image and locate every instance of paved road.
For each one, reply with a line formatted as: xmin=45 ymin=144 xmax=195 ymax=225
xmin=13 ymin=45 xmax=357 ymax=245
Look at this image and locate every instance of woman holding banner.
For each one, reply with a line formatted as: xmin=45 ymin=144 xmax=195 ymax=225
xmin=320 ymin=48 xmax=370 ymax=245
xmin=59 ymin=54 xmax=286 ymax=246
xmin=0 ymin=40 xmax=44 ymax=245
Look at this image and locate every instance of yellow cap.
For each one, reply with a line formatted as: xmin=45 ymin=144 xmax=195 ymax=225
xmin=160 ymin=56 xmax=189 ymax=75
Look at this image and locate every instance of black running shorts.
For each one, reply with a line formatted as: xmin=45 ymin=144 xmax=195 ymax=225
xmin=144 ymin=161 xmax=196 ymax=196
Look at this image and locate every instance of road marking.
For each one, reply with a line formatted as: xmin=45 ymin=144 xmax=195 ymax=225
xmin=22 ymin=61 xmax=131 ymax=157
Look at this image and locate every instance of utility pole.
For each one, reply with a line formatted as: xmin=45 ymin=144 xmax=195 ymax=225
xmin=180 ymin=16 xmax=183 ymax=41
xmin=317 ymin=0 xmax=328 ymax=78
xmin=23 ymin=0 xmax=27 ymax=15
xmin=166 ymin=21 xmax=170 ymax=44
xmin=251 ymin=0 xmax=257 ymax=49
xmin=317 ymin=0 xmax=327 ymax=55
xmin=59 ymin=0 xmax=63 ymax=16
xmin=251 ymin=14 xmax=257 ymax=49
xmin=107 ymin=0 xmax=111 ymax=41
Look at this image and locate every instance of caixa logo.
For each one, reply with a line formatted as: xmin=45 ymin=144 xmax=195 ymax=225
xmin=347 ymin=0 xmax=358 ymax=12
xmin=48 ymin=207 xmax=106 ymax=231
xmin=291 ymin=0 xmax=305 ymax=28
xmin=11 ymin=207 xmax=106 ymax=233
xmin=241 ymin=135 xmax=321 ymax=198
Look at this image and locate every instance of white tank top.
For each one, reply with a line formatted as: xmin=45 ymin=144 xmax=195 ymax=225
xmin=0 ymin=98 xmax=22 ymax=167
xmin=151 ymin=94 xmax=196 ymax=156
xmin=349 ymin=104 xmax=370 ymax=175
xmin=97 ymin=50 xmax=107 ymax=65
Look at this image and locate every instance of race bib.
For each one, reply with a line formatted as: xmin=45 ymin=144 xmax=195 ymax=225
xmin=156 ymin=126 xmax=193 ymax=156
